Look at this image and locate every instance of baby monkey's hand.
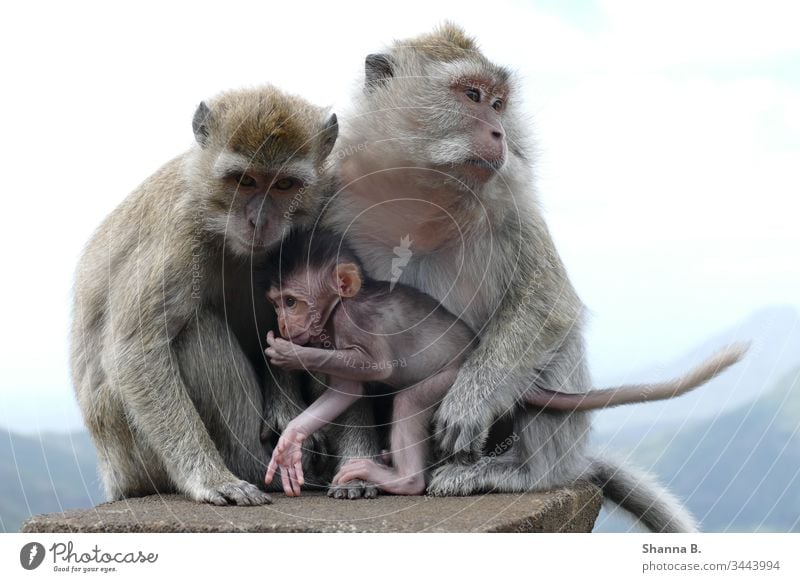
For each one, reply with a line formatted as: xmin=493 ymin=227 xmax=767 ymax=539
xmin=265 ymin=425 xmax=306 ymax=496
xmin=265 ymin=330 xmax=308 ymax=371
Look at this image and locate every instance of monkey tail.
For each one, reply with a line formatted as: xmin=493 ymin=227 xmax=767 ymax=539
xmin=526 ymin=342 xmax=750 ymax=411
xmin=585 ymin=456 xmax=698 ymax=533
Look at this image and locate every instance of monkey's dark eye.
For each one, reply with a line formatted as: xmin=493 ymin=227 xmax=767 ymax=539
xmin=465 ymin=88 xmax=480 ymax=103
xmin=274 ymin=178 xmax=296 ymax=191
xmin=285 ymin=297 xmax=297 ymax=308
xmin=492 ymin=99 xmax=503 ymax=112
xmin=238 ymin=174 xmax=257 ymax=188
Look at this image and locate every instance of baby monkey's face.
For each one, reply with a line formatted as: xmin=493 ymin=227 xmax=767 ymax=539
xmin=266 ymin=262 xmax=362 ymax=345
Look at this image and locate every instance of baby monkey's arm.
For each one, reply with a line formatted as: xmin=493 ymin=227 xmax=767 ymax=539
xmin=265 ymin=376 xmax=363 ymax=496
xmin=265 ymin=330 xmax=393 ymax=382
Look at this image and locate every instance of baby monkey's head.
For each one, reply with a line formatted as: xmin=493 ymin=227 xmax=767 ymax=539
xmin=259 ymin=230 xmax=364 ymax=345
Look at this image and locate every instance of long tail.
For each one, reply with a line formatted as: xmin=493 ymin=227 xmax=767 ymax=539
xmin=587 ymin=456 xmax=698 ymax=533
xmin=526 ymin=342 xmax=749 ymax=412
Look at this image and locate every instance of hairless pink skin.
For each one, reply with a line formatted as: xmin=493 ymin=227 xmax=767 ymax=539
xmin=265 ymin=371 xmax=363 ymax=496
xmin=331 ymin=366 xmax=458 ymax=494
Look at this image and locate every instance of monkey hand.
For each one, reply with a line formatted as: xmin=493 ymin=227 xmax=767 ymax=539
xmin=265 ymin=426 xmax=306 ymax=497
xmin=433 ymin=389 xmax=493 ymax=463
xmin=265 ymin=331 xmax=309 ymax=371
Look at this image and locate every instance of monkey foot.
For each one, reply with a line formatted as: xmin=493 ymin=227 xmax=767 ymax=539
xmin=194 ymin=479 xmax=273 ymax=506
xmin=327 ymin=478 xmax=379 ymax=500
xmin=426 ymin=463 xmax=480 ymax=497
xmin=335 ymin=458 xmax=426 ymax=495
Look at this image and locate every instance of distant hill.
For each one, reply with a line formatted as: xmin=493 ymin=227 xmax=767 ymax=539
xmin=594 ymin=305 xmax=800 ymax=431
xmin=0 ymin=428 xmax=103 ymax=532
xmin=594 ymin=366 xmax=800 ymax=532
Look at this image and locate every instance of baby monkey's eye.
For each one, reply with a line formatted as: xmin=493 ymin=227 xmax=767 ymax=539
xmin=465 ymin=88 xmax=480 ymax=103
xmin=492 ymin=99 xmax=504 ymax=112
xmin=238 ymin=174 xmax=257 ymax=188
xmin=285 ymin=297 xmax=297 ymax=308
xmin=274 ymin=178 xmax=296 ymax=191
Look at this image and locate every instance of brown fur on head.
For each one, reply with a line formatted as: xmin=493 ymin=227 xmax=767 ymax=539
xmin=402 ymin=22 xmax=480 ymax=62
xmin=344 ymin=22 xmax=531 ymax=195
xmin=187 ymin=86 xmax=338 ymax=256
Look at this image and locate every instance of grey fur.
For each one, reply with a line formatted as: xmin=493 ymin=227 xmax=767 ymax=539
xmin=586 ymin=456 xmax=698 ymax=533
xmin=317 ymin=23 xmax=731 ymax=531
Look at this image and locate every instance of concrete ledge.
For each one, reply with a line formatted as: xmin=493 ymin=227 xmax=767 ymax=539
xmin=22 ymin=483 xmax=601 ymax=533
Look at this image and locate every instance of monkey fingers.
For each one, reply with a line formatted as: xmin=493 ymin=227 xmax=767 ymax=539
xmin=280 ymin=465 xmax=302 ymax=497
xmin=333 ymin=459 xmax=375 ymax=485
xmin=264 ymin=453 xmax=279 ymax=485
xmin=328 ymin=459 xmax=380 ymax=499
xmin=327 ymin=478 xmax=379 ymax=500
xmin=333 ymin=459 xmax=380 ymax=486
xmin=433 ymin=397 xmax=492 ymax=462
xmin=265 ymin=335 xmax=309 ymax=371
xmin=200 ymin=479 xmax=273 ymax=506
xmin=269 ymin=429 xmax=306 ymax=490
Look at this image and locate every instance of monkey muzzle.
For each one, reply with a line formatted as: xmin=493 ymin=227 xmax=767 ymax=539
xmin=459 ymin=157 xmax=505 ymax=183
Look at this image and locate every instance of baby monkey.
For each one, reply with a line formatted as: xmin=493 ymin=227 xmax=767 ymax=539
xmin=260 ymin=229 xmax=747 ymax=496
xmin=262 ymin=229 xmax=475 ymax=495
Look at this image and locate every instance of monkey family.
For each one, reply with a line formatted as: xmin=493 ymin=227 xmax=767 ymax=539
xmin=71 ymin=23 xmax=747 ymax=531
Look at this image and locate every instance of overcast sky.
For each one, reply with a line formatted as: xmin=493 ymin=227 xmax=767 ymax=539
xmin=1 ymin=0 xmax=798 ymax=433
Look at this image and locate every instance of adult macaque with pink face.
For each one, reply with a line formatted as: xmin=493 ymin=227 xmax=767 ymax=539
xmin=259 ymin=229 xmax=746 ymax=497
xmin=307 ymin=23 xmax=753 ymax=530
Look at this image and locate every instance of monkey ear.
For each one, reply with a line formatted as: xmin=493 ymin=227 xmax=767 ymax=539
xmin=192 ymin=101 xmax=212 ymax=147
xmin=365 ymin=53 xmax=394 ymax=92
xmin=317 ymin=112 xmax=339 ymax=161
xmin=334 ymin=263 xmax=362 ymax=298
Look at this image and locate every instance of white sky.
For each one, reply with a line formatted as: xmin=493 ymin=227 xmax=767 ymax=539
xmin=1 ymin=0 xmax=798 ymax=433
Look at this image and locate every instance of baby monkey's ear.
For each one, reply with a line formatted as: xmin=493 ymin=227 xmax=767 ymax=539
xmin=334 ymin=263 xmax=362 ymax=298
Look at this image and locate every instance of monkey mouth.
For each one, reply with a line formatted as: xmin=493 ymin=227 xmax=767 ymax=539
xmin=249 ymin=237 xmax=274 ymax=249
xmin=456 ymin=158 xmax=505 ymax=183
xmin=286 ymin=327 xmax=314 ymax=346
xmin=282 ymin=331 xmax=305 ymax=344
xmin=231 ymin=235 xmax=276 ymax=256
xmin=464 ymin=158 xmax=504 ymax=170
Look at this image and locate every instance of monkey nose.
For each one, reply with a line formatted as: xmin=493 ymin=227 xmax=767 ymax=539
xmin=249 ymin=216 xmax=263 ymax=230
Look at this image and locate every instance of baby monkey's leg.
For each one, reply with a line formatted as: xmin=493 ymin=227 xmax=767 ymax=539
xmin=335 ymin=367 xmax=459 ymax=495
